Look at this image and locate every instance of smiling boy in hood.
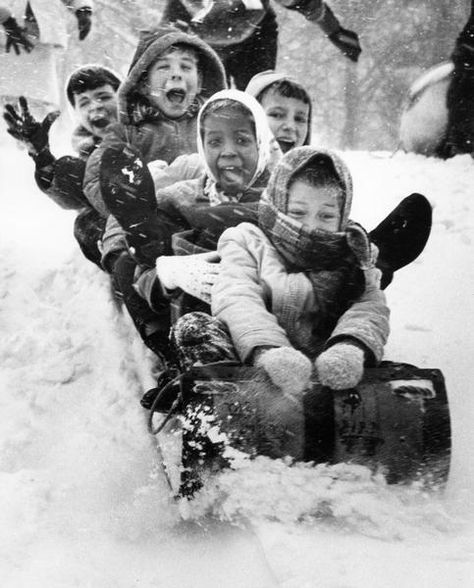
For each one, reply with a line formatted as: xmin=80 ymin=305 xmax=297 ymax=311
xmin=83 ymin=25 xmax=226 ymax=218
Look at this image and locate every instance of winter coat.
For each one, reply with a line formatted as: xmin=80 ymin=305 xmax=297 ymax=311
xmin=212 ymin=146 xmax=390 ymax=363
xmin=212 ymin=222 xmax=389 ymax=363
xmin=34 ymin=125 xmax=99 ymax=210
xmin=83 ymin=25 xmax=226 ymax=218
xmin=101 ymin=89 xmax=279 ymax=266
xmin=0 ymin=0 xmax=92 ymax=49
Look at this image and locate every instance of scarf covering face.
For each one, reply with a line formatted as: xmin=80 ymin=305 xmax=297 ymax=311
xmin=258 ymin=146 xmax=371 ymax=338
xmin=197 ymin=89 xmax=280 ymax=204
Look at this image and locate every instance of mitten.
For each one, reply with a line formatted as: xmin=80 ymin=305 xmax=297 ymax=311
xmin=3 ymin=97 xmax=59 ymax=164
xmin=315 ymin=343 xmax=365 ymax=390
xmin=255 ymin=347 xmax=312 ymax=399
xmin=328 ymin=27 xmax=361 ymax=62
xmin=2 ymin=16 xmax=33 ymax=54
xmin=156 ymin=251 xmax=221 ymax=303
xmin=76 ymin=7 xmax=92 ymax=41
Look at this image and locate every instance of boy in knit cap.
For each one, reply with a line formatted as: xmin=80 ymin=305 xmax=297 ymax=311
xmin=3 ymin=65 xmax=121 ymax=265
xmin=172 ymin=146 xmax=390 ymax=396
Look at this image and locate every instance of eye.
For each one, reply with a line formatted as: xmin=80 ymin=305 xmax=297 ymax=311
xmin=295 ymin=115 xmax=308 ymax=124
xmin=206 ymin=138 xmax=221 ymax=148
xmin=320 ymin=212 xmax=337 ymax=221
xmin=267 ymin=111 xmax=283 ymax=120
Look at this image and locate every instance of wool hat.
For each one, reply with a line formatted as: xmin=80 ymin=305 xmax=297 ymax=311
xmin=65 ymin=64 xmax=122 ymax=106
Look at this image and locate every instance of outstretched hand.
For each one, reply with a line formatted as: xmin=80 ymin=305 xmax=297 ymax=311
xmin=3 ymin=97 xmax=60 ymax=156
xmin=76 ymin=7 xmax=92 ymax=40
xmin=329 ymin=27 xmax=362 ymax=62
xmin=3 ymin=16 xmax=34 ymax=55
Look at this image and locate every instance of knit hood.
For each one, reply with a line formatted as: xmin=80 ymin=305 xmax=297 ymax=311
xmin=196 ymin=89 xmax=281 ymax=193
xmin=245 ymin=70 xmax=312 ymax=146
xmin=260 ymin=145 xmax=353 ymax=230
xmin=118 ymin=25 xmax=227 ymax=125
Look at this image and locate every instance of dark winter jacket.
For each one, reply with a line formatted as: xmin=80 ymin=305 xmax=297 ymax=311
xmin=34 ymin=124 xmax=100 ymax=210
xmin=83 ymin=25 xmax=227 ymax=217
xmin=161 ymin=0 xmax=341 ymax=48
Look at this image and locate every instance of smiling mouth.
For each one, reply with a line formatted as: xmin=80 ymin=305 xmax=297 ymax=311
xmin=166 ymin=89 xmax=186 ymax=104
xmin=276 ymin=138 xmax=295 ymax=152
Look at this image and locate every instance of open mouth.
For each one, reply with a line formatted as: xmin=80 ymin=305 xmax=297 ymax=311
xmin=166 ymin=89 xmax=186 ymax=105
xmin=276 ymin=138 xmax=295 ymax=153
xmin=219 ymin=166 xmax=243 ymax=185
xmin=90 ymin=116 xmax=110 ymax=129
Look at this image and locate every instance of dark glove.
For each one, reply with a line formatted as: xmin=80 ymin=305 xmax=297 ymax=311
xmin=75 ymin=7 xmax=92 ymax=41
xmin=3 ymin=96 xmax=59 ymax=162
xmin=328 ymin=27 xmax=361 ymax=62
xmin=2 ymin=16 xmax=34 ymax=55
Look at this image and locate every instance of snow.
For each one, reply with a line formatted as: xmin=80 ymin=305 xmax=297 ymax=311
xmin=1 ymin=143 xmax=474 ymax=587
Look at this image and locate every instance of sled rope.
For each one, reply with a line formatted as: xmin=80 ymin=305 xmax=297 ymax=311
xmin=147 ymin=371 xmax=186 ymax=435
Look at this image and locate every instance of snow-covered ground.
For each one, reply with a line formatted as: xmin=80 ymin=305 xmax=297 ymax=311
xmin=0 ymin=143 xmax=473 ymax=587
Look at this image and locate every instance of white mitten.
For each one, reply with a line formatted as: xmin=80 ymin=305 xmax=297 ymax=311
xmin=315 ymin=343 xmax=365 ymax=390
xmin=156 ymin=251 xmax=220 ymax=303
xmin=255 ymin=347 xmax=312 ymax=399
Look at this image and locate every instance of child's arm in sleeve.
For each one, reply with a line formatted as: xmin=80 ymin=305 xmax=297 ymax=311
xmin=212 ymin=226 xmax=293 ymax=363
xmin=326 ymin=267 xmax=390 ymax=364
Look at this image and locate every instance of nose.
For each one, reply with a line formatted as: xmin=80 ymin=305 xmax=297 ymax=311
xmin=169 ymin=64 xmax=183 ymax=80
xmin=88 ymin=98 xmax=104 ymax=110
xmin=281 ymin=117 xmax=296 ymax=132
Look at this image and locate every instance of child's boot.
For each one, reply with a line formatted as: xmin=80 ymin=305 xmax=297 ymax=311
xmin=369 ymin=193 xmax=432 ymax=289
xmin=100 ymin=144 xmax=175 ymax=267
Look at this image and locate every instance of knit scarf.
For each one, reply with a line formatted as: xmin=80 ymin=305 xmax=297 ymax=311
xmin=258 ymin=199 xmax=366 ymax=338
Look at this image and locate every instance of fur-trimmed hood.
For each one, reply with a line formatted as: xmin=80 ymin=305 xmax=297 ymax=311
xmin=245 ymin=70 xmax=313 ymax=146
xmin=118 ymin=25 xmax=227 ymax=125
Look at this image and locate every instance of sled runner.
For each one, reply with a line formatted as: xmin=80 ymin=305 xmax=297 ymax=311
xmin=148 ymin=360 xmax=451 ymax=497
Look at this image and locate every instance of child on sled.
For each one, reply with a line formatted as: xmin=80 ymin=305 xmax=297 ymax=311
xmin=171 ymin=146 xmax=390 ymax=396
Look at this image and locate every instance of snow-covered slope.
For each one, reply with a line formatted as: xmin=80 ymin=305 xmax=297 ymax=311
xmin=0 ymin=145 xmax=473 ymax=587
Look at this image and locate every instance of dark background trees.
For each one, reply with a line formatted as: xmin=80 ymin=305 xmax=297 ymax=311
xmin=63 ymin=0 xmax=470 ymax=150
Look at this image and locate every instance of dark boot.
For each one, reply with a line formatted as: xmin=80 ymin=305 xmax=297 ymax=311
xmin=99 ymin=144 xmax=176 ymax=267
xmin=111 ymin=251 xmax=176 ymax=363
xmin=73 ymin=207 xmax=106 ymax=268
xmin=369 ymin=193 xmax=432 ymax=289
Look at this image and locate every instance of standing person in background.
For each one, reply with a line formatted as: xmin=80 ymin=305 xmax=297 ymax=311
xmin=0 ymin=1 xmax=93 ymax=117
xmin=160 ymin=0 xmax=361 ymax=89
xmin=440 ymin=0 xmax=474 ymax=157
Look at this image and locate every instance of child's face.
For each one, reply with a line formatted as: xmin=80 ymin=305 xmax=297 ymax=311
xmin=260 ymin=89 xmax=309 ymax=153
xmin=73 ymin=84 xmax=118 ymax=137
xmin=202 ymin=111 xmax=258 ymax=194
xmin=287 ymin=180 xmax=341 ymax=232
xmin=145 ymin=47 xmax=201 ymax=119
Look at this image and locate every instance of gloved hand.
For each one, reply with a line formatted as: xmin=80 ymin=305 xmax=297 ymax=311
xmin=156 ymin=251 xmax=221 ymax=304
xmin=76 ymin=7 xmax=92 ymax=40
xmin=315 ymin=342 xmax=365 ymax=390
xmin=3 ymin=96 xmax=59 ymax=159
xmin=254 ymin=347 xmax=312 ymax=399
xmin=2 ymin=16 xmax=33 ymax=54
xmin=328 ymin=27 xmax=361 ymax=62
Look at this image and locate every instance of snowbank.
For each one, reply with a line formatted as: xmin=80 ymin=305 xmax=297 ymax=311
xmin=0 ymin=145 xmax=473 ymax=587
